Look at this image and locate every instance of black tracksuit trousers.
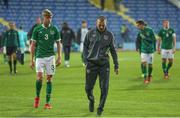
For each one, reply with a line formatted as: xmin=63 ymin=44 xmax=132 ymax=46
xmin=85 ymin=60 xmax=110 ymax=110
xmin=63 ymin=45 xmax=71 ymax=61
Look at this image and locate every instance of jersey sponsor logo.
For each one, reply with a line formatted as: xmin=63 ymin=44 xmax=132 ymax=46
xmin=166 ymin=33 xmax=169 ymax=37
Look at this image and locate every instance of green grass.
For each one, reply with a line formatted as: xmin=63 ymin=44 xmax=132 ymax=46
xmin=0 ymin=51 xmax=180 ymax=117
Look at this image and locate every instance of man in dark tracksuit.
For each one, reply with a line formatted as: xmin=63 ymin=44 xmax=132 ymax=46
xmin=4 ymin=22 xmax=20 ymax=74
xmin=83 ymin=16 xmax=119 ymax=116
xmin=60 ymin=22 xmax=75 ymax=67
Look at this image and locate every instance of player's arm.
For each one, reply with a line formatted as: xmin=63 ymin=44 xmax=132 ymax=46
xmin=71 ymin=29 xmax=76 ymax=41
xmin=157 ymin=30 xmax=163 ymax=54
xmin=173 ymin=33 xmax=176 ymax=53
xmin=157 ymin=36 xmax=161 ymax=54
xmin=30 ymin=27 xmax=38 ymax=69
xmin=55 ymin=27 xmax=62 ymax=67
xmin=109 ymin=33 xmax=119 ymax=75
xmin=56 ymin=41 xmax=62 ymax=66
xmin=151 ymin=30 xmax=156 ymax=51
xmin=17 ymin=31 xmax=20 ymax=48
xmin=83 ymin=31 xmax=90 ymax=65
xmin=3 ymin=31 xmax=7 ymax=54
xmin=30 ymin=40 xmax=36 ymax=69
xmin=135 ymin=33 xmax=141 ymax=53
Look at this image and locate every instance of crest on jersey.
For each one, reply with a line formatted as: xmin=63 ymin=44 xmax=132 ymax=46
xmin=104 ymin=35 xmax=109 ymax=40
xmin=146 ymin=32 xmax=150 ymax=36
xmin=140 ymin=34 xmax=145 ymax=39
xmin=169 ymin=31 xmax=172 ymax=34
xmin=50 ymin=30 xmax=55 ymax=35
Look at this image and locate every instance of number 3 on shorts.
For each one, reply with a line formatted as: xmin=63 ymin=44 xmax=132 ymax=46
xmin=51 ymin=65 xmax=55 ymax=72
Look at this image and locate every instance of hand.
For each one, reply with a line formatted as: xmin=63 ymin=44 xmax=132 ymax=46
xmin=157 ymin=49 xmax=161 ymax=54
xmin=56 ymin=57 xmax=61 ymax=67
xmin=172 ymin=48 xmax=176 ymax=54
xmin=30 ymin=60 xmax=35 ymax=70
xmin=114 ymin=68 xmax=119 ymax=75
xmin=3 ymin=47 xmax=6 ymax=54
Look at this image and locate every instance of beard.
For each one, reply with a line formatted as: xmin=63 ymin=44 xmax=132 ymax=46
xmin=99 ymin=25 xmax=105 ymax=32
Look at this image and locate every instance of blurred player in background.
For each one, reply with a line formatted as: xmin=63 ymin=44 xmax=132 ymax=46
xmin=4 ymin=22 xmax=20 ymax=74
xmin=28 ymin=17 xmax=41 ymax=41
xmin=30 ymin=9 xmax=62 ymax=109
xmin=157 ymin=20 xmax=176 ymax=79
xmin=136 ymin=20 xmax=156 ymax=84
xmin=77 ymin=20 xmax=89 ymax=66
xmin=18 ymin=26 xmax=28 ymax=65
xmin=60 ymin=22 xmax=75 ymax=67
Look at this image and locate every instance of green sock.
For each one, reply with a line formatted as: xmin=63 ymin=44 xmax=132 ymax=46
xmin=141 ymin=63 xmax=143 ymax=74
xmin=142 ymin=64 xmax=147 ymax=79
xmin=36 ymin=80 xmax=42 ymax=97
xmin=8 ymin=61 xmax=12 ymax=72
xmin=167 ymin=62 xmax=173 ymax=72
xmin=4 ymin=54 xmax=8 ymax=63
xmin=148 ymin=64 xmax=153 ymax=76
xmin=46 ymin=81 xmax=52 ymax=104
xmin=162 ymin=62 xmax=167 ymax=73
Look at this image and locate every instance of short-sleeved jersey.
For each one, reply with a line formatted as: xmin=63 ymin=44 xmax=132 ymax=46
xmin=136 ymin=27 xmax=156 ymax=53
xmin=158 ymin=28 xmax=175 ymax=49
xmin=32 ymin=24 xmax=60 ymax=58
xmin=4 ymin=29 xmax=19 ymax=47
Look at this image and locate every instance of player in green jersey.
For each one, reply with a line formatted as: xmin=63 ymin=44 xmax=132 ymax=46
xmin=30 ymin=9 xmax=62 ymax=109
xmin=157 ymin=20 xmax=176 ymax=79
xmin=136 ymin=20 xmax=156 ymax=84
xmin=4 ymin=22 xmax=20 ymax=74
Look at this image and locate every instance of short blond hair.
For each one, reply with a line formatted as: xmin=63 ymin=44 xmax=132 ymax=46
xmin=42 ymin=9 xmax=53 ymax=17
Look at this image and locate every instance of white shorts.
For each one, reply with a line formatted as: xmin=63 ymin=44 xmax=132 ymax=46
xmin=80 ymin=42 xmax=84 ymax=52
xmin=141 ymin=53 xmax=154 ymax=64
xmin=36 ymin=56 xmax=56 ymax=75
xmin=161 ymin=49 xmax=174 ymax=59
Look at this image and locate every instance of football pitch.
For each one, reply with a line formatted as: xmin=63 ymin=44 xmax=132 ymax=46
xmin=0 ymin=51 xmax=180 ymax=117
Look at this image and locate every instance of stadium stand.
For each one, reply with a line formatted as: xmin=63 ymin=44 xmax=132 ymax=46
xmin=0 ymin=0 xmax=180 ymax=48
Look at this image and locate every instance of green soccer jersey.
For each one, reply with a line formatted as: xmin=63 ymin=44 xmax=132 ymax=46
xmin=4 ymin=29 xmax=19 ymax=47
xmin=158 ymin=28 xmax=175 ymax=49
xmin=32 ymin=24 xmax=60 ymax=58
xmin=136 ymin=27 xmax=156 ymax=53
